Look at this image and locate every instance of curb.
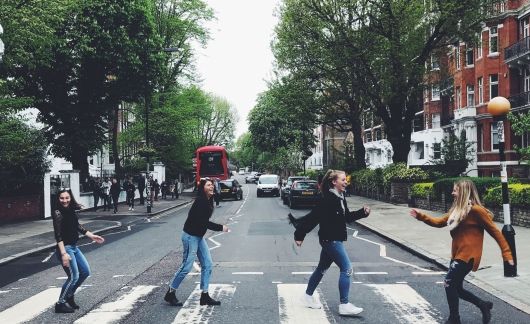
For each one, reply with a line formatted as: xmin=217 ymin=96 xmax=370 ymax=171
xmin=355 ymin=220 xmax=530 ymax=315
xmin=0 ymin=199 xmax=193 ymax=266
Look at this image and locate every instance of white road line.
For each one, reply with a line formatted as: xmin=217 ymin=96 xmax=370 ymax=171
xmin=74 ymin=285 xmax=157 ymax=324
xmin=231 ymin=272 xmax=263 ymax=275
xmin=412 ymin=271 xmax=446 ymax=275
xmin=349 ymin=226 xmax=433 ymax=272
xmin=0 ymin=287 xmax=61 ymax=324
xmin=0 ymin=290 xmax=9 ymax=294
xmin=367 ymin=284 xmax=440 ymax=323
xmin=277 ymin=284 xmax=330 ymax=324
xmin=208 ymin=232 xmax=224 ymax=251
xmin=355 ymin=272 xmax=388 ymax=275
xmin=291 ymin=272 xmax=313 ymax=275
xmin=172 ymin=284 xmax=236 ymax=324
xmin=42 ymin=252 xmax=55 ymax=263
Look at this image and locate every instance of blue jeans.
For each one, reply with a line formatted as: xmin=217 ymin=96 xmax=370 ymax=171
xmin=56 ymin=245 xmax=91 ymax=303
xmin=170 ymin=231 xmax=213 ymax=291
xmin=306 ymin=240 xmax=352 ymax=304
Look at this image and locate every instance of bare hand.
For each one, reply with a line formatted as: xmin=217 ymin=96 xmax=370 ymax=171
xmin=61 ymin=253 xmax=71 ymax=267
xmin=410 ymin=209 xmax=418 ymax=219
xmin=508 ymin=260 xmax=515 ymax=266
xmin=295 ymin=240 xmax=303 ymax=247
xmin=363 ymin=206 xmax=371 ymax=216
xmin=91 ymin=234 xmax=105 ymax=244
xmin=223 ymin=225 xmax=230 ymax=232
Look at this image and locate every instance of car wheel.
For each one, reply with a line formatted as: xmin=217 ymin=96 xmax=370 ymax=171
xmin=238 ymin=192 xmax=243 ymax=200
xmin=289 ymin=198 xmax=296 ymax=209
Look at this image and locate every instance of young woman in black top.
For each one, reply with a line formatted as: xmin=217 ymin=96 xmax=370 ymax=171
xmin=289 ymin=169 xmax=370 ymax=316
xmin=164 ymin=178 xmax=229 ymax=306
xmin=52 ymin=189 xmax=104 ymax=313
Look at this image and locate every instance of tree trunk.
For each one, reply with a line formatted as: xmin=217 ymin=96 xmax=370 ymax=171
xmin=111 ymin=105 xmax=123 ymax=178
xmin=71 ymin=148 xmax=90 ymax=184
xmin=351 ymin=120 xmax=366 ymax=169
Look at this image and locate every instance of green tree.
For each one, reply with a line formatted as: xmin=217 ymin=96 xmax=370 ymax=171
xmin=509 ymin=111 xmax=530 ymax=163
xmin=430 ymin=130 xmax=475 ymax=176
xmin=191 ymin=94 xmax=238 ymax=148
xmin=0 ymin=115 xmax=50 ymax=195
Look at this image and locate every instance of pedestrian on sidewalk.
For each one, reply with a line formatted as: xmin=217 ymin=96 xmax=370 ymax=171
xmin=126 ymin=177 xmax=136 ymax=211
xmin=52 ymin=189 xmax=105 ymax=313
xmin=138 ymin=175 xmax=145 ymax=205
xmin=288 ymin=169 xmax=371 ymax=316
xmin=213 ymin=178 xmax=221 ymax=207
xmin=164 ymin=178 xmax=229 ymax=307
xmin=92 ymin=179 xmax=101 ymax=211
xmin=101 ymin=178 xmax=111 ymax=211
xmin=110 ymin=178 xmax=121 ymax=214
xmin=154 ymin=179 xmax=160 ymax=201
xmin=410 ymin=179 xmax=514 ymax=324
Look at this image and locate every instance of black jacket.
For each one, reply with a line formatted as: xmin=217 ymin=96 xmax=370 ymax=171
xmin=183 ymin=195 xmax=223 ymax=237
xmin=52 ymin=208 xmax=88 ymax=245
xmin=292 ymin=191 xmax=367 ymax=242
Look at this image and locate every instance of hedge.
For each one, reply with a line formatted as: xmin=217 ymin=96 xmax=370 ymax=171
xmin=483 ymin=184 xmax=530 ymax=207
xmin=432 ymin=177 xmax=501 ymax=200
xmin=410 ymin=183 xmax=434 ymax=198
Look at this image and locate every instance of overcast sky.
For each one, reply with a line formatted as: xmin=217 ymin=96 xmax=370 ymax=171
xmin=195 ymin=0 xmax=280 ymax=139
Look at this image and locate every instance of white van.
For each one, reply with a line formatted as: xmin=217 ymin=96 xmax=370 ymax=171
xmin=256 ymin=174 xmax=280 ymax=197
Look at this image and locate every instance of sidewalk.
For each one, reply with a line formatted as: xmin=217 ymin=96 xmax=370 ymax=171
xmin=346 ymin=195 xmax=530 ymax=315
xmin=0 ymin=193 xmax=194 ymax=265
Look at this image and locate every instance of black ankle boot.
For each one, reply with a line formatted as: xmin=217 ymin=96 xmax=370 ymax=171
xmin=66 ymin=295 xmax=80 ymax=309
xmin=164 ymin=289 xmax=183 ymax=306
xmin=55 ymin=302 xmax=75 ymax=313
xmin=444 ymin=315 xmax=461 ymax=324
xmin=479 ymin=301 xmax=493 ymax=324
xmin=200 ymin=292 xmax=220 ymax=306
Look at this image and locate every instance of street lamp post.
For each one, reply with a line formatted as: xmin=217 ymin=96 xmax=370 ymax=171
xmin=487 ymin=96 xmax=517 ymax=277
xmin=1 ymin=23 xmax=5 ymax=62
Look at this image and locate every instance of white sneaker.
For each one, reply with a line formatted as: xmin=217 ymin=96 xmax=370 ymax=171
xmin=131 ymin=208 xmax=134 ymax=211
xmin=338 ymin=303 xmax=363 ymax=316
xmin=302 ymin=293 xmax=322 ymax=309
xmin=128 ymin=207 xmax=132 ymax=211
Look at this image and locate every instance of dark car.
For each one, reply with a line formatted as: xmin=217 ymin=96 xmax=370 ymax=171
xmin=281 ymin=176 xmax=308 ymax=204
xmin=288 ymin=180 xmax=320 ymax=208
xmin=219 ymin=179 xmax=243 ymax=200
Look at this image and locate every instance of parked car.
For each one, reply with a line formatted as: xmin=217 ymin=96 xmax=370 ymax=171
xmin=256 ymin=174 xmax=280 ymax=197
xmin=219 ymin=179 xmax=243 ymax=200
xmin=281 ymin=176 xmax=308 ymax=204
xmin=288 ymin=180 xmax=320 ymax=208
xmin=238 ymin=168 xmax=245 ymax=175
xmin=245 ymin=171 xmax=261 ymax=183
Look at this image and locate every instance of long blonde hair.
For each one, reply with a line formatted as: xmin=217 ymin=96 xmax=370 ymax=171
xmin=447 ymin=179 xmax=489 ymax=230
xmin=321 ymin=169 xmax=345 ymax=196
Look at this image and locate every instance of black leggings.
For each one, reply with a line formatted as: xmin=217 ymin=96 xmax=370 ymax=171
xmin=445 ymin=259 xmax=484 ymax=317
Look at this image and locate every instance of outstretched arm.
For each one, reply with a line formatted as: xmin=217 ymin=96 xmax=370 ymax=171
xmin=410 ymin=209 xmax=448 ymax=228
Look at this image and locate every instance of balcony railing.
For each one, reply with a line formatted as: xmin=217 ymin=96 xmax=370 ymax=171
xmin=505 ymin=36 xmax=530 ymax=63
xmin=509 ymin=91 xmax=530 ymax=109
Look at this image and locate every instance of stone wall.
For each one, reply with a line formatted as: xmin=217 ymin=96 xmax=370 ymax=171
xmin=0 ymin=195 xmax=42 ymax=223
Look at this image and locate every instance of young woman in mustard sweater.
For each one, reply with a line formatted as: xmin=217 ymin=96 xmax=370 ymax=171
xmin=410 ymin=179 xmax=514 ymax=324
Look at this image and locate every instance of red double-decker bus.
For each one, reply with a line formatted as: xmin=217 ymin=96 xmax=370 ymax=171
xmin=195 ymin=145 xmax=230 ymax=185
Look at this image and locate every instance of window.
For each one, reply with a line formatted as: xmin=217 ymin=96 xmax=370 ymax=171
xmin=489 ymin=74 xmax=498 ymax=99
xmin=477 ymin=124 xmax=483 ymax=152
xmin=476 ymin=33 xmax=483 ymax=59
xmin=424 ymin=88 xmax=429 ymax=103
xmin=416 ymin=142 xmax=425 ymax=159
xmin=465 ymin=46 xmax=474 ymax=66
xmin=375 ymin=128 xmax=382 ymax=141
xmin=433 ymin=142 xmax=441 ymax=159
xmin=431 ymin=85 xmax=440 ymax=101
xmin=467 ymin=84 xmax=475 ymax=107
xmin=365 ymin=131 xmax=372 ymax=142
xmin=522 ymin=18 xmax=530 ymax=38
xmin=489 ymin=27 xmax=498 ymax=54
xmin=432 ymin=113 xmax=441 ymax=128
xmin=456 ymin=46 xmax=461 ymax=70
xmin=523 ymin=131 xmax=530 ymax=148
xmin=456 ymin=87 xmax=462 ymax=109
xmin=524 ymin=67 xmax=530 ymax=92
xmin=431 ymin=54 xmax=440 ymax=70
xmin=491 ymin=123 xmax=499 ymax=151
xmin=478 ymin=77 xmax=484 ymax=104
xmin=413 ymin=112 xmax=424 ymax=132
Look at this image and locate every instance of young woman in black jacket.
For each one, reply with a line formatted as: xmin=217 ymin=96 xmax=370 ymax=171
xmin=164 ymin=178 xmax=229 ymax=306
xmin=52 ymin=189 xmax=104 ymax=313
xmin=289 ymin=169 xmax=370 ymax=316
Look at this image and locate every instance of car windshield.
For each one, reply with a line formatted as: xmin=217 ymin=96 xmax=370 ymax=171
xmin=260 ymin=177 xmax=277 ymax=184
xmin=288 ymin=177 xmax=305 ymax=185
xmin=220 ymin=181 xmax=233 ymax=186
xmin=294 ymin=182 xmax=318 ymax=190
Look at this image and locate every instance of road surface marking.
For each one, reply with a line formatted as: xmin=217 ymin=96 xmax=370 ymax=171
xmin=0 ymin=287 xmax=61 ymax=323
xmin=277 ymin=284 xmax=330 ymax=324
xmin=367 ymin=284 xmax=440 ymax=323
xmin=74 ymin=285 xmax=157 ymax=324
xmin=172 ymin=284 xmax=236 ymax=324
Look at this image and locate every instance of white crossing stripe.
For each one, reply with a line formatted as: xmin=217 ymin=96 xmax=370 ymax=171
xmin=172 ymin=284 xmax=236 ymax=324
xmin=367 ymin=284 xmax=440 ymax=323
xmin=74 ymin=285 xmax=157 ymax=324
xmin=277 ymin=284 xmax=329 ymax=324
xmin=0 ymin=287 xmax=61 ymax=324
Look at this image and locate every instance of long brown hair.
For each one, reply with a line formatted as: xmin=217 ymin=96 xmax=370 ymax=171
xmin=320 ymin=169 xmax=345 ymax=196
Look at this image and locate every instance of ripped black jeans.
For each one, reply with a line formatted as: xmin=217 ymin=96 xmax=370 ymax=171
xmin=445 ymin=259 xmax=484 ymax=318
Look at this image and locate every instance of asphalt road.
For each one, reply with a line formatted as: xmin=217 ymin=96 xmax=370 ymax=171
xmin=1 ymin=174 xmax=529 ymax=323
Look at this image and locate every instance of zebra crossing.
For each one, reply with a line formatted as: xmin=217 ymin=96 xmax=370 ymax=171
xmin=0 ymin=281 xmax=444 ymax=324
